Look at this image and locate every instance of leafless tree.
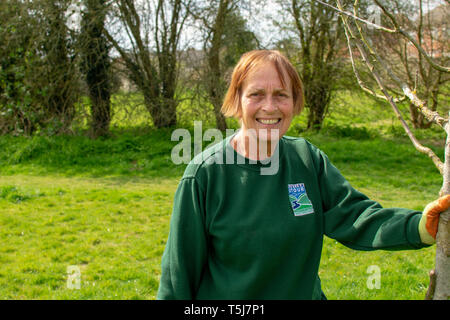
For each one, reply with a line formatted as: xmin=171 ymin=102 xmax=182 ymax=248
xmin=314 ymin=0 xmax=449 ymax=300
xmin=187 ymin=0 xmax=258 ymax=131
xmin=0 ymin=0 xmax=81 ymax=135
xmin=105 ymin=0 xmax=191 ymax=128
xmin=275 ymin=0 xmax=354 ymax=131
xmin=366 ymin=1 xmax=449 ymax=128
xmin=80 ymin=0 xmax=112 ymax=138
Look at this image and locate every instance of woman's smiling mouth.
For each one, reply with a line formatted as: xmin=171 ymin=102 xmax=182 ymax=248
xmin=256 ymin=118 xmax=281 ymax=125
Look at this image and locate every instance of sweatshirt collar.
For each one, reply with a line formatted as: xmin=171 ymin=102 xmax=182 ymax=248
xmin=224 ymin=130 xmax=284 ymax=173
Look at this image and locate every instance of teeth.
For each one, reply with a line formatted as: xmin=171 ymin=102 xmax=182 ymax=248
xmin=258 ymin=119 xmax=280 ymax=125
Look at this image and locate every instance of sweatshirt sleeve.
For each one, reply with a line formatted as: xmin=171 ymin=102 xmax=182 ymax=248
xmin=156 ymin=176 xmax=208 ymax=299
xmin=308 ymin=143 xmax=429 ymax=251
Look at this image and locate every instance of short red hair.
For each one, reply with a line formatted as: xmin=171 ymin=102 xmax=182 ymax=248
xmin=221 ymin=50 xmax=304 ymax=118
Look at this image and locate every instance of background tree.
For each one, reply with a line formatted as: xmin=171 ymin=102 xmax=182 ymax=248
xmin=35 ymin=0 xmax=80 ymax=133
xmin=0 ymin=0 xmax=40 ymax=135
xmin=80 ymin=0 xmax=112 ymax=138
xmin=105 ymin=0 xmax=191 ymax=128
xmin=188 ymin=0 xmax=258 ymax=131
xmin=0 ymin=0 xmax=80 ymax=135
xmin=276 ymin=0 xmax=353 ymax=131
xmin=367 ymin=0 xmax=449 ymax=129
xmin=316 ymin=0 xmax=449 ymax=300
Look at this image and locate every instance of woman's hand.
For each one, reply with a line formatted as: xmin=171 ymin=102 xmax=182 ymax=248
xmin=419 ymin=194 xmax=450 ymax=244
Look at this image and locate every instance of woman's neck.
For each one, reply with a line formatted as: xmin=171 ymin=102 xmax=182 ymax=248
xmin=232 ymin=130 xmax=279 ymax=161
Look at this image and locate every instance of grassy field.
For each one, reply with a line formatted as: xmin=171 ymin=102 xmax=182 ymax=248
xmin=0 ymin=90 xmax=447 ymax=300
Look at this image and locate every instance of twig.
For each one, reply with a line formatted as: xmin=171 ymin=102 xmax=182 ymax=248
xmin=344 ymin=25 xmax=406 ymax=103
xmin=402 ymin=86 xmax=448 ymax=129
xmin=337 ymin=0 xmax=444 ymax=175
xmin=373 ymin=0 xmax=449 ymax=74
xmin=345 ymin=0 xmax=448 ymax=130
xmin=314 ymin=0 xmax=395 ymax=32
xmin=313 ymin=0 xmax=450 ymax=73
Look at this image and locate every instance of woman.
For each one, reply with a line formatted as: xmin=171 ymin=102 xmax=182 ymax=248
xmin=157 ymin=50 xmax=448 ymax=300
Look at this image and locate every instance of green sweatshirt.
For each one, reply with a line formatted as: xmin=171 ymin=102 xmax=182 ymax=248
xmin=157 ymin=135 xmax=428 ymax=300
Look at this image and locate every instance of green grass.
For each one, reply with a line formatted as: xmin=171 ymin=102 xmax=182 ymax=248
xmin=0 ymin=90 xmax=446 ymax=299
xmin=0 ymin=175 xmax=176 ymax=299
xmin=307 ymin=136 xmax=440 ymax=300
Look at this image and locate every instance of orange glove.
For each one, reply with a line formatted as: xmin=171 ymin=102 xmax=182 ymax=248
xmin=419 ymin=194 xmax=450 ymax=244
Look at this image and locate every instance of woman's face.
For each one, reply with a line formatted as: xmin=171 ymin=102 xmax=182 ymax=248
xmin=239 ymin=62 xmax=294 ymax=143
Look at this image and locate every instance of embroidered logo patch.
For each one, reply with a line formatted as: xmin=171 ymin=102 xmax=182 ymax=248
xmin=288 ymin=183 xmax=314 ymax=216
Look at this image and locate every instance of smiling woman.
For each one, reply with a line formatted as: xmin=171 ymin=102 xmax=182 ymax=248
xmin=235 ymin=63 xmax=294 ymax=159
xmin=221 ymin=50 xmax=304 ymax=160
xmin=157 ymin=49 xmax=449 ymax=300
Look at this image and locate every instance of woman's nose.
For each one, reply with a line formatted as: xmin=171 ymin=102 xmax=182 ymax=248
xmin=261 ymin=96 xmax=278 ymax=112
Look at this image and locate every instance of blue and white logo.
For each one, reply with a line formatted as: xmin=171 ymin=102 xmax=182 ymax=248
xmin=288 ymin=183 xmax=314 ymax=216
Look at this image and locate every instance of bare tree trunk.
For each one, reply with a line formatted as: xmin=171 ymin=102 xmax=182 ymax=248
xmin=434 ymin=123 xmax=450 ymax=299
xmin=106 ymin=0 xmax=189 ymax=129
xmin=305 ymin=79 xmax=332 ymax=131
xmin=409 ymin=103 xmax=431 ymax=129
xmin=206 ymin=0 xmax=230 ymax=131
xmin=81 ymin=0 xmax=112 ymax=138
xmin=90 ymin=95 xmax=111 ymax=137
xmin=434 ymin=209 xmax=450 ymax=300
xmin=143 ymin=93 xmax=177 ymax=129
xmin=291 ymin=0 xmax=344 ymax=131
xmin=323 ymin=0 xmax=450 ymax=299
xmin=43 ymin=1 xmax=78 ymax=133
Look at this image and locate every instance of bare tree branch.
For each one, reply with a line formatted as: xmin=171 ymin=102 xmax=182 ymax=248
xmin=373 ymin=0 xmax=449 ymax=74
xmin=315 ymin=0 xmax=449 ymax=130
xmin=337 ymin=0 xmax=444 ymax=174
xmin=351 ymin=0 xmax=448 ymax=129
xmin=314 ymin=0 xmax=450 ymax=73
xmin=344 ymin=24 xmax=406 ymax=103
xmin=314 ymin=0 xmax=396 ymax=32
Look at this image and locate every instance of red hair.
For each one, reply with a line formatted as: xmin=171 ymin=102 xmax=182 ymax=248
xmin=221 ymin=50 xmax=304 ymax=118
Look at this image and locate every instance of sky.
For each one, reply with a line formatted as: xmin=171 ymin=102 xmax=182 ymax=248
xmin=65 ymin=0 xmax=446 ymax=51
